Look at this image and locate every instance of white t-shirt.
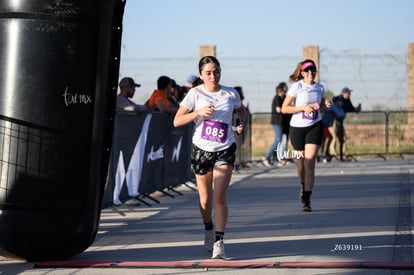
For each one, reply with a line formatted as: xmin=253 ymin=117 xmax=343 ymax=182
xmin=180 ymin=84 xmax=242 ymax=152
xmin=287 ymin=80 xmax=325 ymax=128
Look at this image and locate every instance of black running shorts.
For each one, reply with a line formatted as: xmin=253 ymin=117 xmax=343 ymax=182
xmin=191 ymin=143 xmax=237 ymax=175
xmin=289 ymin=121 xmax=324 ymax=151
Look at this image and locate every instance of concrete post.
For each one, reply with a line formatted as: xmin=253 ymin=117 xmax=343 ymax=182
xmin=302 ymin=45 xmax=319 ymax=82
xmin=199 ymin=45 xmax=216 ymax=58
xmin=407 ymin=43 xmax=414 ymax=142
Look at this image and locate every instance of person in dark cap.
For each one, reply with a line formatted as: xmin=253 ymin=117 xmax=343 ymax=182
xmin=263 ymin=82 xmax=290 ymax=167
xmin=116 ymin=77 xmax=147 ymax=112
xmin=321 ymin=96 xmax=345 ymax=162
xmin=340 ymin=87 xmax=361 ymax=113
xmin=335 ymin=87 xmax=362 ymax=161
xmin=185 ymin=74 xmax=198 ymax=89
xmin=114 ymin=77 xmax=147 ymax=207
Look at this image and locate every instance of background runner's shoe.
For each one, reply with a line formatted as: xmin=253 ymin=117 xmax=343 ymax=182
xmin=303 ymin=203 xmax=312 ymax=212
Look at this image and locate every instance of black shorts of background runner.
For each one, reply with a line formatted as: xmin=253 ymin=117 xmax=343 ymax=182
xmin=290 ymin=121 xmax=324 ymax=151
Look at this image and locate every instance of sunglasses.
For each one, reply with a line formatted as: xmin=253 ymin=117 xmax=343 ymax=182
xmin=303 ymin=66 xmax=317 ymax=73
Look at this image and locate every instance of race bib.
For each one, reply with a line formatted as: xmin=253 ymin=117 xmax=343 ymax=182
xmin=201 ymin=120 xmax=228 ymax=143
xmin=302 ymin=110 xmax=319 ymax=120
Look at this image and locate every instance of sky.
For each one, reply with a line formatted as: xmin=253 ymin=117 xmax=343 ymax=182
xmin=121 ymin=0 xmax=413 ymax=58
xmin=119 ymin=0 xmax=414 ymax=112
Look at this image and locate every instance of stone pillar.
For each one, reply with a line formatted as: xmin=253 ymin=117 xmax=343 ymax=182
xmin=199 ymin=45 xmax=216 ymax=58
xmin=303 ymin=45 xmax=319 ymax=82
xmin=407 ymin=43 xmax=414 ymax=142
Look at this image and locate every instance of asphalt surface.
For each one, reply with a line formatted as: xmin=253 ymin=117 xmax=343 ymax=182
xmin=1 ymin=157 xmax=413 ymax=275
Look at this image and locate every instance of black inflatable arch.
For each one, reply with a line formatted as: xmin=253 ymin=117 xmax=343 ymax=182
xmin=0 ymin=0 xmax=125 ymax=260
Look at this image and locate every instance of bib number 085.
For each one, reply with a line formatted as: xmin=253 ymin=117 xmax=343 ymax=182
xmin=205 ymin=126 xmax=225 ymax=138
xmin=201 ymin=120 xmax=228 ymax=143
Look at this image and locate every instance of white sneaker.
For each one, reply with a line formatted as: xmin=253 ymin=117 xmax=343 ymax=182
xmin=211 ymin=240 xmax=226 ymax=259
xmin=262 ymin=157 xmax=272 ymax=167
xmin=204 ymin=230 xmax=214 ymax=252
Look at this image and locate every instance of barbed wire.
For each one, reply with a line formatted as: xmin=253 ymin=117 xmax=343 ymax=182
xmin=320 ymin=49 xmax=406 ymax=111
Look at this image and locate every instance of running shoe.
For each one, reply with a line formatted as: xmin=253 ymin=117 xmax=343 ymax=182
xmin=211 ymin=240 xmax=226 ymax=259
xmin=262 ymin=157 xmax=272 ymax=167
xmin=124 ymin=197 xmax=140 ymax=206
xmin=303 ymin=202 xmax=312 ymax=212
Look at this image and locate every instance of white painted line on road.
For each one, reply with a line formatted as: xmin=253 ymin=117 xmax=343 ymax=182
xmin=87 ymin=230 xmax=395 ymax=252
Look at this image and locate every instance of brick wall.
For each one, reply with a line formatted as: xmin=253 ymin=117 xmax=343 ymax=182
xmin=251 ymin=123 xmax=410 ymax=154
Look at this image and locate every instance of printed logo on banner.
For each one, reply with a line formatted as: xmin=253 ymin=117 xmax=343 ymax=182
xmin=147 ymin=145 xmax=164 ymax=162
xmin=125 ymin=114 xmax=152 ymax=197
xmin=172 ymin=136 xmax=182 ymax=162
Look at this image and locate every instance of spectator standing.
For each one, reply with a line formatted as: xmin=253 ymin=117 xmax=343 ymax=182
xmin=185 ymin=74 xmax=198 ymax=89
xmin=176 ymin=85 xmax=189 ymax=103
xmin=340 ymin=87 xmax=361 ymax=113
xmin=279 ymin=82 xmax=292 ymax=165
xmin=233 ymin=86 xmax=250 ymax=171
xmin=168 ymin=79 xmax=180 ymax=108
xmin=114 ymin=76 xmax=144 ymax=206
xmin=148 ymin=76 xmax=178 ymax=113
xmin=282 ymin=59 xmax=326 ymax=212
xmin=336 ymin=87 xmax=361 ymax=161
xmin=321 ymin=96 xmax=345 ymax=162
xmin=173 ymin=56 xmax=247 ymax=259
xmin=263 ymin=82 xmax=290 ymax=166
xmin=116 ymin=77 xmax=147 ymax=112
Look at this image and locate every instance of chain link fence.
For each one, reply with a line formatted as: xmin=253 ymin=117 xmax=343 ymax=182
xmin=244 ymin=111 xmax=414 ymax=163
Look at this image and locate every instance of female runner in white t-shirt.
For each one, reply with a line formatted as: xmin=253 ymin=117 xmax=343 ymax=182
xmin=173 ymin=56 xmax=247 ymax=259
xmin=282 ymin=59 xmax=326 ymax=212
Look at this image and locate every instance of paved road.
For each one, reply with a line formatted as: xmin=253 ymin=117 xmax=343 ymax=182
xmin=1 ymin=158 xmax=413 ymax=274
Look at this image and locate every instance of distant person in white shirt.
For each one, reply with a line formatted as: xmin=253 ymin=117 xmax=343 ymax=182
xmin=116 ymin=77 xmax=147 ymax=112
xmin=282 ymin=59 xmax=326 ymax=212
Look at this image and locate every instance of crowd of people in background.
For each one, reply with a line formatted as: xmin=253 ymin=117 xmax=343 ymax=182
xmin=116 ymin=75 xmax=192 ymax=113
